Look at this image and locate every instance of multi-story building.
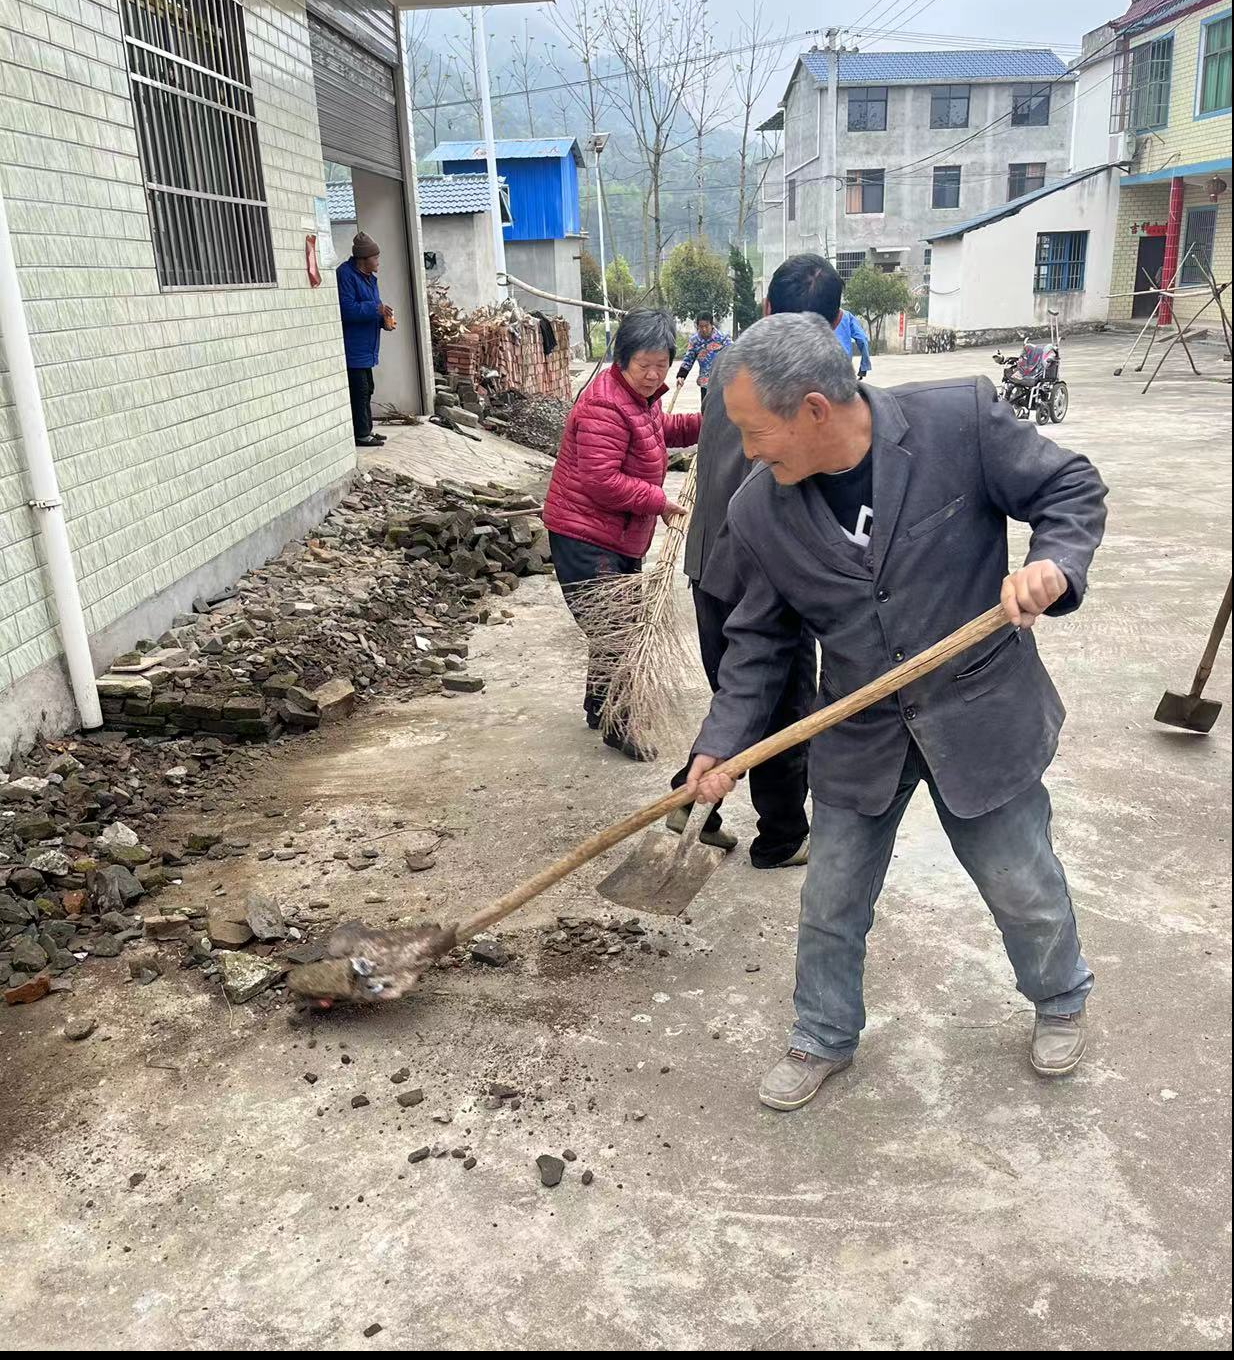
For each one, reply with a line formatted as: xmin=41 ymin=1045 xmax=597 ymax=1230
xmin=1105 ymin=0 xmax=1232 ymax=322
xmin=758 ymin=40 xmax=1076 ymax=292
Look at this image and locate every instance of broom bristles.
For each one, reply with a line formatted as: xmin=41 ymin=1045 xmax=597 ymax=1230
xmin=568 ymin=455 xmax=703 ymax=751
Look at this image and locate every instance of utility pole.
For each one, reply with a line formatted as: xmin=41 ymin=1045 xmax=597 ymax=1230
xmin=589 ymin=132 xmax=613 ymax=356
xmin=472 ymin=7 xmax=507 ymax=300
xmin=824 ymin=26 xmax=840 ymax=260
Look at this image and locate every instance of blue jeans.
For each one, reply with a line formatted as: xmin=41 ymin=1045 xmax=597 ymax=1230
xmin=792 ymin=744 xmax=1093 ymax=1061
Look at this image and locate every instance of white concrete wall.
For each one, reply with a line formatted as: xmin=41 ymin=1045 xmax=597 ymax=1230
xmin=506 ymin=238 xmax=585 ymax=352
xmin=350 ymin=166 xmax=418 ymax=414
xmin=928 ymin=170 xmax=1122 ymax=333
xmin=0 ymin=0 xmax=355 ymax=747
xmin=421 ymin=211 xmax=496 ymax=314
xmin=1069 ymin=52 xmax=1121 ymax=172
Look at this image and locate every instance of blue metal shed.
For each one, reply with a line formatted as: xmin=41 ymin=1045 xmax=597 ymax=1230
xmin=427 ymin=138 xmax=583 ymax=243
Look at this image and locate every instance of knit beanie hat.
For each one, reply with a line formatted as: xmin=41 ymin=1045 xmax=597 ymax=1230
xmin=352 ymin=232 xmax=380 ymax=260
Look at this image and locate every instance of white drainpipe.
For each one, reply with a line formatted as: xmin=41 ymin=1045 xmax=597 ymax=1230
xmin=0 ymin=187 xmax=103 ymax=730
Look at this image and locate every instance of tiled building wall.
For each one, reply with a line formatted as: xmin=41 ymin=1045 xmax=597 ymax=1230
xmin=1111 ymin=180 xmax=1233 ymax=322
xmin=1124 ymin=4 xmax=1232 ymax=174
xmin=0 ymin=0 xmax=354 ymax=701
xmin=1108 ymin=4 xmax=1233 ymax=324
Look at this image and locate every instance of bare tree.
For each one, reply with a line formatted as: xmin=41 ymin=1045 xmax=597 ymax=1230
xmin=402 ymin=9 xmax=433 ymax=112
xmin=445 ymin=12 xmax=483 ymax=134
xmin=500 ymin=18 xmax=544 ymax=137
xmin=730 ymin=5 xmax=790 ymax=246
xmin=679 ymin=31 xmax=726 ymax=241
xmin=604 ymin=0 xmax=712 ymax=296
xmin=542 ymin=0 xmax=618 ymax=230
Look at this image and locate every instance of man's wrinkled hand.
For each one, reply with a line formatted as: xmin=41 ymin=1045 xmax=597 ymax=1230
xmin=685 ymin=753 xmax=735 ymax=804
xmin=1001 ymin=559 xmax=1067 ymax=629
xmin=661 ymin=498 xmax=688 ymax=526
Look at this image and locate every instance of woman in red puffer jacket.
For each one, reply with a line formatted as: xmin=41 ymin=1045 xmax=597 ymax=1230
xmin=545 ymin=308 xmax=702 ymax=761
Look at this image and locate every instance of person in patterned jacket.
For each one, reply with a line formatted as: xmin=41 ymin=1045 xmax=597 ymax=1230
xmin=676 ymin=314 xmax=731 ymax=406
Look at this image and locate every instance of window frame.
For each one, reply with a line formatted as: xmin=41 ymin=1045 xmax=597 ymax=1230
xmin=929 ymin=84 xmax=970 ymax=129
xmin=1180 ymin=205 xmax=1218 ymax=285
xmin=847 ymin=85 xmax=888 ymax=132
xmin=845 ymin=168 xmax=885 ymax=215
xmin=1007 ymin=162 xmax=1047 ymax=201
xmin=835 ymin=250 xmax=866 ymax=282
xmin=930 ymin=163 xmax=957 ymax=208
xmin=120 ymin=0 xmax=277 ymax=291
xmin=1011 ymin=82 xmax=1052 ymax=126
xmin=1033 ymin=231 xmax=1088 ymax=293
xmin=1195 ymin=9 xmax=1232 ymax=118
xmin=1128 ymin=33 xmax=1174 ymax=132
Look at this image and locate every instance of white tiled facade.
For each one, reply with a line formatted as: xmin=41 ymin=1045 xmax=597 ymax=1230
xmin=0 ymin=0 xmax=354 ymax=714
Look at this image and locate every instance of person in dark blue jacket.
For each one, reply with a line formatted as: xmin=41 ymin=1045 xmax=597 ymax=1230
xmin=337 ymin=232 xmax=394 ymax=447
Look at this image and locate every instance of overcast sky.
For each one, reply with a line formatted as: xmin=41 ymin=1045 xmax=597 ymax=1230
xmin=429 ymin=1 xmax=1124 ymax=125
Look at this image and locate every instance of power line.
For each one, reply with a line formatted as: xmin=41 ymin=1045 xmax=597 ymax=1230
xmin=409 ymin=25 xmax=1082 ymax=116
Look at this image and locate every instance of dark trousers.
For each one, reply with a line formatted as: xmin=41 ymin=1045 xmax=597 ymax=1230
xmin=347 ymin=367 xmax=374 ymax=441
xmin=549 ymin=531 xmax=641 ymax=725
xmin=672 ymin=582 xmax=816 ymax=867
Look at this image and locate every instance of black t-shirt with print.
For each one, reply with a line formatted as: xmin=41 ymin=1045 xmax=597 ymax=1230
xmin=813 ymin=450 xmax=874 ymax=548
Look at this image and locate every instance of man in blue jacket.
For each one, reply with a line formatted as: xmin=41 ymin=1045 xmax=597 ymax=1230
xmin=833 ymin=307 xmax=873 ymax=379
xmin=337 ymin=232 xmax=394 ymax=447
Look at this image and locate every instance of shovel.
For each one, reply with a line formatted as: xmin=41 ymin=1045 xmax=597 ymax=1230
xmin=1154 ymin=578 xmax=1231 ymax=734
xmin=289 ymin=605 xmax=1014 ymax=1004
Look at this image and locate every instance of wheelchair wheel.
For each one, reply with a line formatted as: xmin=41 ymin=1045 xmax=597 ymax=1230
xmin=1035 ymin=402 xmax=1050 ymax=424
xmin=1049 ymin=381 xmax=1069 ymax=423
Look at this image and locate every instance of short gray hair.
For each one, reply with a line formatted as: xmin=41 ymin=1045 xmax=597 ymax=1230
xmin=613 ymin=308 xmax=677 ymax=369
xmin=718 ymin=312 xmax=858 ymax=417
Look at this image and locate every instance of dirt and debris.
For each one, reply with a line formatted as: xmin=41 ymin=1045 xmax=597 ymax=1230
xmin=1 ymin=470 xmax=557 ymax=1008
xmin=85 ymin=470 xmax=553 ymax=743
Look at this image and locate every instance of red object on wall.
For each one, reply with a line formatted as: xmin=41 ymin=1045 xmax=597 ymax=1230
xmin=1158 ymin=177 xmax=1185 ymax=325
xmin=305 ymin=233 xmax=321 ymax=288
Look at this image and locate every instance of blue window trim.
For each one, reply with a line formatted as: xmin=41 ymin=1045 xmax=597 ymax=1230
xmin=1194 ymin=8 xmax=1232 ymax=121
xmin=1129 ymin=29 xmax=1175 ymax=132
xmin=1180 ymin=204 xmax=1218 ymax=284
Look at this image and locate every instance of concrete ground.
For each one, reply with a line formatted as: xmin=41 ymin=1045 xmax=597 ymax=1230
xmin=2 ymin=335 xmax=1230 ymax=1349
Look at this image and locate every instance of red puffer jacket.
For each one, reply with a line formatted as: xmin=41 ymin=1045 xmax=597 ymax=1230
xmin=544 ymin=366 xmax=703 ymax=559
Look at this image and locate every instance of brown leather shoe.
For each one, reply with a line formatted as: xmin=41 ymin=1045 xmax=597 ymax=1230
xmin=758 ymin=1048 xmax=852 ymax=1111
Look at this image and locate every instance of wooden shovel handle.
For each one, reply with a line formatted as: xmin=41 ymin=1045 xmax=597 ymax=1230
xmin=456 ymin=602 xmax=1012 ymax=942
xmin=1190 ymin=578 xmax=1232 ymax=698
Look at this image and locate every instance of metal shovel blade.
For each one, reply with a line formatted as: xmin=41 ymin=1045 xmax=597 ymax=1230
xmin=596 ymin=829 xmax=727 ymax=916
xmin=1154 ymin=690 xmax=1224 ymax=734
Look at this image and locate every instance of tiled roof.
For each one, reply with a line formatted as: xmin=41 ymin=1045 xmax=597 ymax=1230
xmin=800 ymin=47 xmax=1070 ymax=86
xmin=326 ymin=176 xmax=511 ymax=224
xmin=326 ymin=181 xmax=356 ymax=222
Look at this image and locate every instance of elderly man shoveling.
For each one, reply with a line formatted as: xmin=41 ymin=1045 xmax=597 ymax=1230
xmin=685 ymin=312 xmax=1107 ymax=1111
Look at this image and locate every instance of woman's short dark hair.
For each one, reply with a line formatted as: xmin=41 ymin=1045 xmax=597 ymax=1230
xmin=613 ymin=308 xmax=677 ymax=369
xmin=766 ymin=253 xmax=843 ymax=323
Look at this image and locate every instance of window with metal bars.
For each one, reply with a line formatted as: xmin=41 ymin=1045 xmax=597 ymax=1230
xmin=835 ymin=250 xmax=865 ymax=281
xmin=847 ymin=86 xmax=888 ymax=131
xmin=845 ymin=169 xmax=885 ymax=214
xmin=121 ymin=0 xmax=276 ymax=289
xmin=1128 ymin=35 xmax=1173 ymax=131
xmin=931 ymin=165 xmax=961 ymax=209
xmin=1008 ymin=162 xmax=1047 ymax=200
xmin=929 ymin=84 xmax=970 ymax=129
xmin=1034 ymin=232 xmax=1088 ymax=293
xmin=1180 ymin=206 xmax=1218 ymax=285
xmin=1011 ymin=82 xmax=1052 ymax=126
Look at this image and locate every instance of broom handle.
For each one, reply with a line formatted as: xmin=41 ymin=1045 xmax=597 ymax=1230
xmin=456 ymin=602 xmax=1012 ymax=942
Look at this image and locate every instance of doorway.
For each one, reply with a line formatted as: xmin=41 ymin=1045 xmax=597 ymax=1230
xmin=1133 ymin=235 xmax=1166 ymax=319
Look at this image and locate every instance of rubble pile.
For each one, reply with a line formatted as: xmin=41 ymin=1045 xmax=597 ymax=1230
xmin=90 ymin=469 xmax=553 ymax=742
xmin=484 ymin=391 xmax=571 ymax=455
